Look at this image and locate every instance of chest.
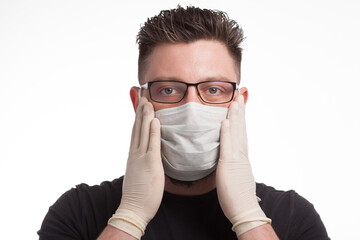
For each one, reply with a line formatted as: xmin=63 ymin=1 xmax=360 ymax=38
xmin=141 ymin=197 xmax=237 ymax=240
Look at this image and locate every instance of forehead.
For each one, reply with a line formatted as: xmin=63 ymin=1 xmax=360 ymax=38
xmin=143 ymin=40 xmax=238 ymax=84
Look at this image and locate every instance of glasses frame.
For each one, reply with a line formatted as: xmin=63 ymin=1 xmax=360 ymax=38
xmin=140 ymin=80 xmax=239 ymax=104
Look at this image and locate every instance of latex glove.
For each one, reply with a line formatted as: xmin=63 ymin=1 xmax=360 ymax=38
xmin=216 ymin=94 xmax=271 ymax=237
xmin=108 ymin=97 xmax=164 ymax=239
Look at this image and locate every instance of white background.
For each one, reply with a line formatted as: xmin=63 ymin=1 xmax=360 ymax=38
xmin=1 ymin=0 xmax=359 ymax=239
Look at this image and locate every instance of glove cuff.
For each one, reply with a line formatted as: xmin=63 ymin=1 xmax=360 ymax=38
xmin=108 ymin=208 xmax=147 ymax=239
xmin=230 ymin=207 xmax=272 ymax=237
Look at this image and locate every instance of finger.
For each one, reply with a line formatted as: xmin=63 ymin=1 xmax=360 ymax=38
xmin=228 ymin=100 xmax=240 ymax=148
xmin=130 ymin=100 xmax=144 ymax=148
xmin=229 ymin=95 xmax=248 ymax=155
xmin=147 ymin=118 xmax=161 ymax=158
xmin=219 ymin=119 xmax=231 ymax=162
xmin=139 ymin=102 xmax=155 ymax=152
xmin=131 ymin=97 xmax=147 ymax=150
xmin=237 ymin=94 xmax=248 ymax=156
xmin=237 ymin=94 xmax=245 ymax=113
xmin=129 ymin=120 xmax=136 ymax=151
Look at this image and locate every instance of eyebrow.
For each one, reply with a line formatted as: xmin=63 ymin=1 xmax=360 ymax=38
xmin=150 ymin=76 xmax=235 ymax=83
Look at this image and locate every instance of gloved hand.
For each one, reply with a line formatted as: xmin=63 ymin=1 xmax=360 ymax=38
xmin=108 ymin=97 xmax=164 ymax=239
xmin=216 ymin=94 xmax=271 ymax=237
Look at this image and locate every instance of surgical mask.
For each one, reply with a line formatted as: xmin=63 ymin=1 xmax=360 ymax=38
xmin=155 ymin=102 xmax=228 ymax=181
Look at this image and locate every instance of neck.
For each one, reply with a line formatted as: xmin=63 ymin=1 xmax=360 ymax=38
xmin=164 ymin=171 xmax=216 ymax=196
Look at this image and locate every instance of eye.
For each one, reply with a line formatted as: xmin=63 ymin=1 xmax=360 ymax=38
xmin=160 ymin=88 xmax=175 ymax=95
xmin=208 ymin=87 xmax=219 ymax=94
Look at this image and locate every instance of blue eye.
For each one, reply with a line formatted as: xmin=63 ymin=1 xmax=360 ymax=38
xmin=161 ymin=88 xmax=174 ymax=94
xmin=208 ymin=87 xmax=219 ymax=94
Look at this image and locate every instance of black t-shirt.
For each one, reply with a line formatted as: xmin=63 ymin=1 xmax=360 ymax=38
xmin=38 ymin=176 xmax=330 ymax=239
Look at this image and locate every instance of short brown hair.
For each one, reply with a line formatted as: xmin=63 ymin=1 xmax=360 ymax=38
xmin=136 ymin=5 xmax=245 ymax=83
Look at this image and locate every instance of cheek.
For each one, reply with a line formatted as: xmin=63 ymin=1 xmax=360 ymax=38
xmin=152 ymin=102 xmax=232 ymax=111
xmin=144 ymin=92 xmax=176 ymax=111
xmin=144 ymin=89 xmax=190 ymax=111
xmin=151 ymin=102 xmax=182 ymax=111
xmin=215 ymin=103 xmax=232 ymax=110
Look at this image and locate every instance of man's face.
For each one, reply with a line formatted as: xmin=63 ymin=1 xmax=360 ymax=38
xmin=139 ymin=40 xmax=245 ymax=110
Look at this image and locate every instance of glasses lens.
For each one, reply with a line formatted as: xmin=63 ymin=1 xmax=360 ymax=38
xmin=198 ymin=82 xmax=235 ymax=103
xmin=150 ymin=81 xmax=187 ymax=103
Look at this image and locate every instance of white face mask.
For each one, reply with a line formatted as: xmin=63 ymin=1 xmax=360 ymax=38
xmin=155 ymin=102 xmax=228 ymax=181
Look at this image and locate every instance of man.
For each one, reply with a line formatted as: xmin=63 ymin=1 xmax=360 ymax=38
xmin=38 ymin=6 xmax=330 ymax=240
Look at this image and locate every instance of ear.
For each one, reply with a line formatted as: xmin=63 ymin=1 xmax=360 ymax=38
xmin=130 ymin=86 xmax=140 ymax=112
xmin=239 ymin=87 xmax=248 ymax=104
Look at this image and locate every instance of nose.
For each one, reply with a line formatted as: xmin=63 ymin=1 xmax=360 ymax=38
xmin=183 ymin=86 xmax=202 ymax=104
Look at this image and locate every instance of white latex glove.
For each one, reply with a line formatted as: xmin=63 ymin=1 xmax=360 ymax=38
xmin=216 ymin=94 xmax=271 ymax=237
xmin=108 ymin=97 xmax=164 ymax=239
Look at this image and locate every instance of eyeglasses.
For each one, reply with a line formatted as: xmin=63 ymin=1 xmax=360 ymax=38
xmin=140 ymin=80 xmax=239 ymax=104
